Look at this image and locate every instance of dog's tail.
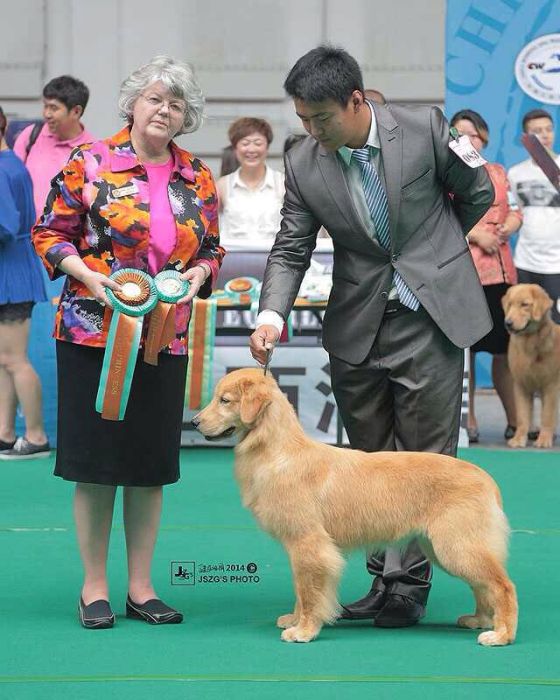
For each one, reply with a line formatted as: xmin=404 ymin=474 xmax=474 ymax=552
xmin=487 ymin=497 xmax=510 ymax=564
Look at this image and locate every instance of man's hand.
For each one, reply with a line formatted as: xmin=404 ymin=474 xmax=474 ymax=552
xmin=250 ymin=324 xmax=280 ymax=365
xmin=469 ymin=226 xmax=498 ymax=255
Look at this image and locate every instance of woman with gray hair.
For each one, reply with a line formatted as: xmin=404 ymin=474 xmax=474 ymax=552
xmin=33 ymin=56 xmax=224 ymax=628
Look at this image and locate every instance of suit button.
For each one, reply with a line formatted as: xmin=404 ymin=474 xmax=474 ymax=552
xmin=380 ymin=291 xmax=388 ymax=299
xmin=391 ymin=253 xmax=400 ymax=263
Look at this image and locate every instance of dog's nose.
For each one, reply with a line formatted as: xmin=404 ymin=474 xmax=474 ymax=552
xmin=191 ymin=416 xmax=200 ymax=429
xmin=504 ymin=318 xmax=513 ymax=329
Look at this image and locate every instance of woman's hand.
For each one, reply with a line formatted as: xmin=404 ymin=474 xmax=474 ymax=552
xmin=177 ymin=264 xmax=209 ymax=305
xmin=496 ymin=213 xmax=521 ymax=244
xmin=81 ymin=270 xmax=122 ymax=308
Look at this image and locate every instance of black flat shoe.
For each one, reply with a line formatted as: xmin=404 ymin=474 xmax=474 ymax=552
xmin=339 ymin=577 xmax=387 ymax=620
xmin=467 ymin=427 xmax=479 ymax=443
xmin=78 ymin=598 xmax=115 ymax=629
xmin=126 ymin=595 xmax=183 ymax=624
xmin=504 ymin=425 xmax=516 ymax=440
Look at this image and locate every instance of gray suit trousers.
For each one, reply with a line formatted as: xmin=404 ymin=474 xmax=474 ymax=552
xmin=330 ymin=305 xmax=464 ymax=581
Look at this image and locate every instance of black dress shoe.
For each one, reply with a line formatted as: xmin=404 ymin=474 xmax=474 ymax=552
xmin=374 ymin=580 xmax=430 ymax=628
xmin=339 ymin=577 xmax=387 ymax=620
xmin=78 ymin=598 xmax=115 ymax=629
xmin=126 ymin=595 xmax=183 ymax=624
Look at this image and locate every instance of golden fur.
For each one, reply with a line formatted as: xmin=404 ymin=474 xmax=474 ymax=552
xmin=502 ymin=284 xmax=560 ymax=448
xmin=194 ymin=368 xmax=518 ymax=645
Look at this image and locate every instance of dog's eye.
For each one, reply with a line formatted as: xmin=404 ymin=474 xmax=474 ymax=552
xmin=220 ymin=397 xmax=230 ymax=404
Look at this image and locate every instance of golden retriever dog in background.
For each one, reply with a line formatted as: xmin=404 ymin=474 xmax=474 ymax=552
xmin=193 ymin=368 xmax=518 ymax=646
xmin=502 ymin=284 xmax=560 ymax=448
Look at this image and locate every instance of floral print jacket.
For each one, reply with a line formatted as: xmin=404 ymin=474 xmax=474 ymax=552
xmin=33 ymin=126 xmax=224 ymax=354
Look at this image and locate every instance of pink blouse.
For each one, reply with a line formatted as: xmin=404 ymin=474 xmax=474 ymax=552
xmin=467 ymin=163 xmax=522 ymax=286
xmin=145 ymin=158 xmax=176 ymax=276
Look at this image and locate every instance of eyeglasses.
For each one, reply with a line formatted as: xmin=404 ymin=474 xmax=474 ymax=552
xmin=141 ymin=94 xmax=186 ymax=115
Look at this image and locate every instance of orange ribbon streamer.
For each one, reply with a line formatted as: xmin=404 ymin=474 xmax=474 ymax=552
xmin=101 ymin=313 xmax=141 ymax=421
xmin=187 ymin=299 xmax=209 ymax=410
xmin=144 ymin=302 xmax=177 ymax=366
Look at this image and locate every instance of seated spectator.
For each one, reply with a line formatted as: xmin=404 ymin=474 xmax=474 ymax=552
xmin=217 ymin=117 xmax=284 ymax=246
xmin=508 ymin=108 xmax=560 ymax=323
xmin=450 ymin=109 xmax=522 ymax=443
xmin=13 ymin=75 xmax=94 ymax=217
xmin=0 ymin=106 xmax=50 ymax=459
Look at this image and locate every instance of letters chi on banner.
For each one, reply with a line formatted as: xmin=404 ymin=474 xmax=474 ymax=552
xmin=446 ymin=0 xmax=560 ymax=169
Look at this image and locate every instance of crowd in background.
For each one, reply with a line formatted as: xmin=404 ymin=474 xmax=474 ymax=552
xmin=1 ymin=65 xmax=559 ymax=466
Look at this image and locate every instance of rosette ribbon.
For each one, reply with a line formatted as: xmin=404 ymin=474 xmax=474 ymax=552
xmin=144 ymin=271 xmax=190 ymax=366
xmin=96 ymin=269 xmax=157 ymax=421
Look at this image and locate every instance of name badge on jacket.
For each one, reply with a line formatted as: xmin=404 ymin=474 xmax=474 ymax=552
xmin=112 ymin=184 xmax=139 ymax=198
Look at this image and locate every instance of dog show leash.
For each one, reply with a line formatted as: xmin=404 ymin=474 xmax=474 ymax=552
xmin=263 ymin=348 xmax=272 ymax=376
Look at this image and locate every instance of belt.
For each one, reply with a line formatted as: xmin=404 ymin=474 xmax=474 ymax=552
xmin=384 ymin=299 xmax=406 ymax=314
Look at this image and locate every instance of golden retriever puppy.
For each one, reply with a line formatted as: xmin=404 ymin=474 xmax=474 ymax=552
xmin=502 ymin=284 xmax=560 ymax=448
xmin=193 ymin=369 xmax=517 ymax=646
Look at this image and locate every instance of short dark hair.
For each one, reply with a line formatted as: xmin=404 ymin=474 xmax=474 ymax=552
xmin=450 ymin=109 xmax=489 ymax=146
xmin=0 ymin=106 xmax=6 ymax=137
xmin=228 ymin=117 xmax=273 ymax=147
xmin=284 ymin=46 xmax=364 ymax=107
xmin=219 ymin=145 xmax=239 ymax=177
xmin=43 ymin=75 xmax=90 ymax=113
xmin=522 ymin=108 xmax=553 ymax=132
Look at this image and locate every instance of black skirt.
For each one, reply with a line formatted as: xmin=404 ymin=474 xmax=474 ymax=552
xmin=471 ymin=283 xmax=510 ymax=355
xmin=55 ymin=340 xmax=187 ymax=486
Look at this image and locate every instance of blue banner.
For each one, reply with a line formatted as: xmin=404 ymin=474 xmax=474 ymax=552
xmin=446 ymin=0 xmax=560 ymax=167
xmin=446 ymin=0 xmax=560 ymax=386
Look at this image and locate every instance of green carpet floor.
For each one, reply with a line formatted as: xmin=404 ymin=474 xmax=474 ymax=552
xmin=0 ymin=447 xmax=558 ymax=699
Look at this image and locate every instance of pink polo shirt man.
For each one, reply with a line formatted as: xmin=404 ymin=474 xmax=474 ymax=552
xmin=14 ymin=123 xmax=95 ymax=217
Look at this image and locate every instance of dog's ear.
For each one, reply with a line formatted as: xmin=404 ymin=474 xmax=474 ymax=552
xmin=239 ymin=381 xmax=271 ymax=425
xmin=532 ymin=286 xmax=553 ymax=321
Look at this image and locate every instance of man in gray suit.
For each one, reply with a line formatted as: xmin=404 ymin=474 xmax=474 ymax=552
xmin=250 ymin=46 xmax=494 ymax=628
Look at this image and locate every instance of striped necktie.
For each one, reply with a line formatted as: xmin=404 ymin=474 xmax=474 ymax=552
xmin=352 ymin=147 xmax=419 ymax=310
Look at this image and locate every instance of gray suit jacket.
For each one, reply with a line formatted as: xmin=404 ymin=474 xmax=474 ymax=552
xmin=259 ymin=103 xmax=495 ymax=364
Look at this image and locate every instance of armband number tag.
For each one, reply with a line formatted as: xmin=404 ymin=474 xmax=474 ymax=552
xmin=449 ymin=135 xmax=487 ymax=168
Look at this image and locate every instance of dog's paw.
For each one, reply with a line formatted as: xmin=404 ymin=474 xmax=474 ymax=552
xmin=534 ymin=431 xmax=553 ymax=449
xmin=277 ymin=613 xmax=297 ymax=629
xmin=477 ymin=630 xmax=512 ymax=646
xmin=507 ymin=435 xmax=527 ymax=449
xmin=457 ymin=614 xmax=492 ymax=630
xmin=281 ymin=625 xmax=319 ymax=643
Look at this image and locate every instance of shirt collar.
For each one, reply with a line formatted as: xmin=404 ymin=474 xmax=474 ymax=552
xmin=338 ymin=101 xmax=380 ymax=166
xmin=231 ymin=165 xmax=274 ymax=190
xmin=45 ymin=123 xmax=90 ymax=147
xmin=109 ymin=125 xmax=195 ymax=182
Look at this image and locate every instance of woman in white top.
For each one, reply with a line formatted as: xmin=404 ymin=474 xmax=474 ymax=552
xmin=217 ymin=117 xmax=284 ymax=247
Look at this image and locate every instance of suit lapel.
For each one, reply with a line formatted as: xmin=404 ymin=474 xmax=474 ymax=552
xmin=317 ymin=148 xmax=384 ymax=251
xmin=374 ymin=103 xmax=402 ymax=245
